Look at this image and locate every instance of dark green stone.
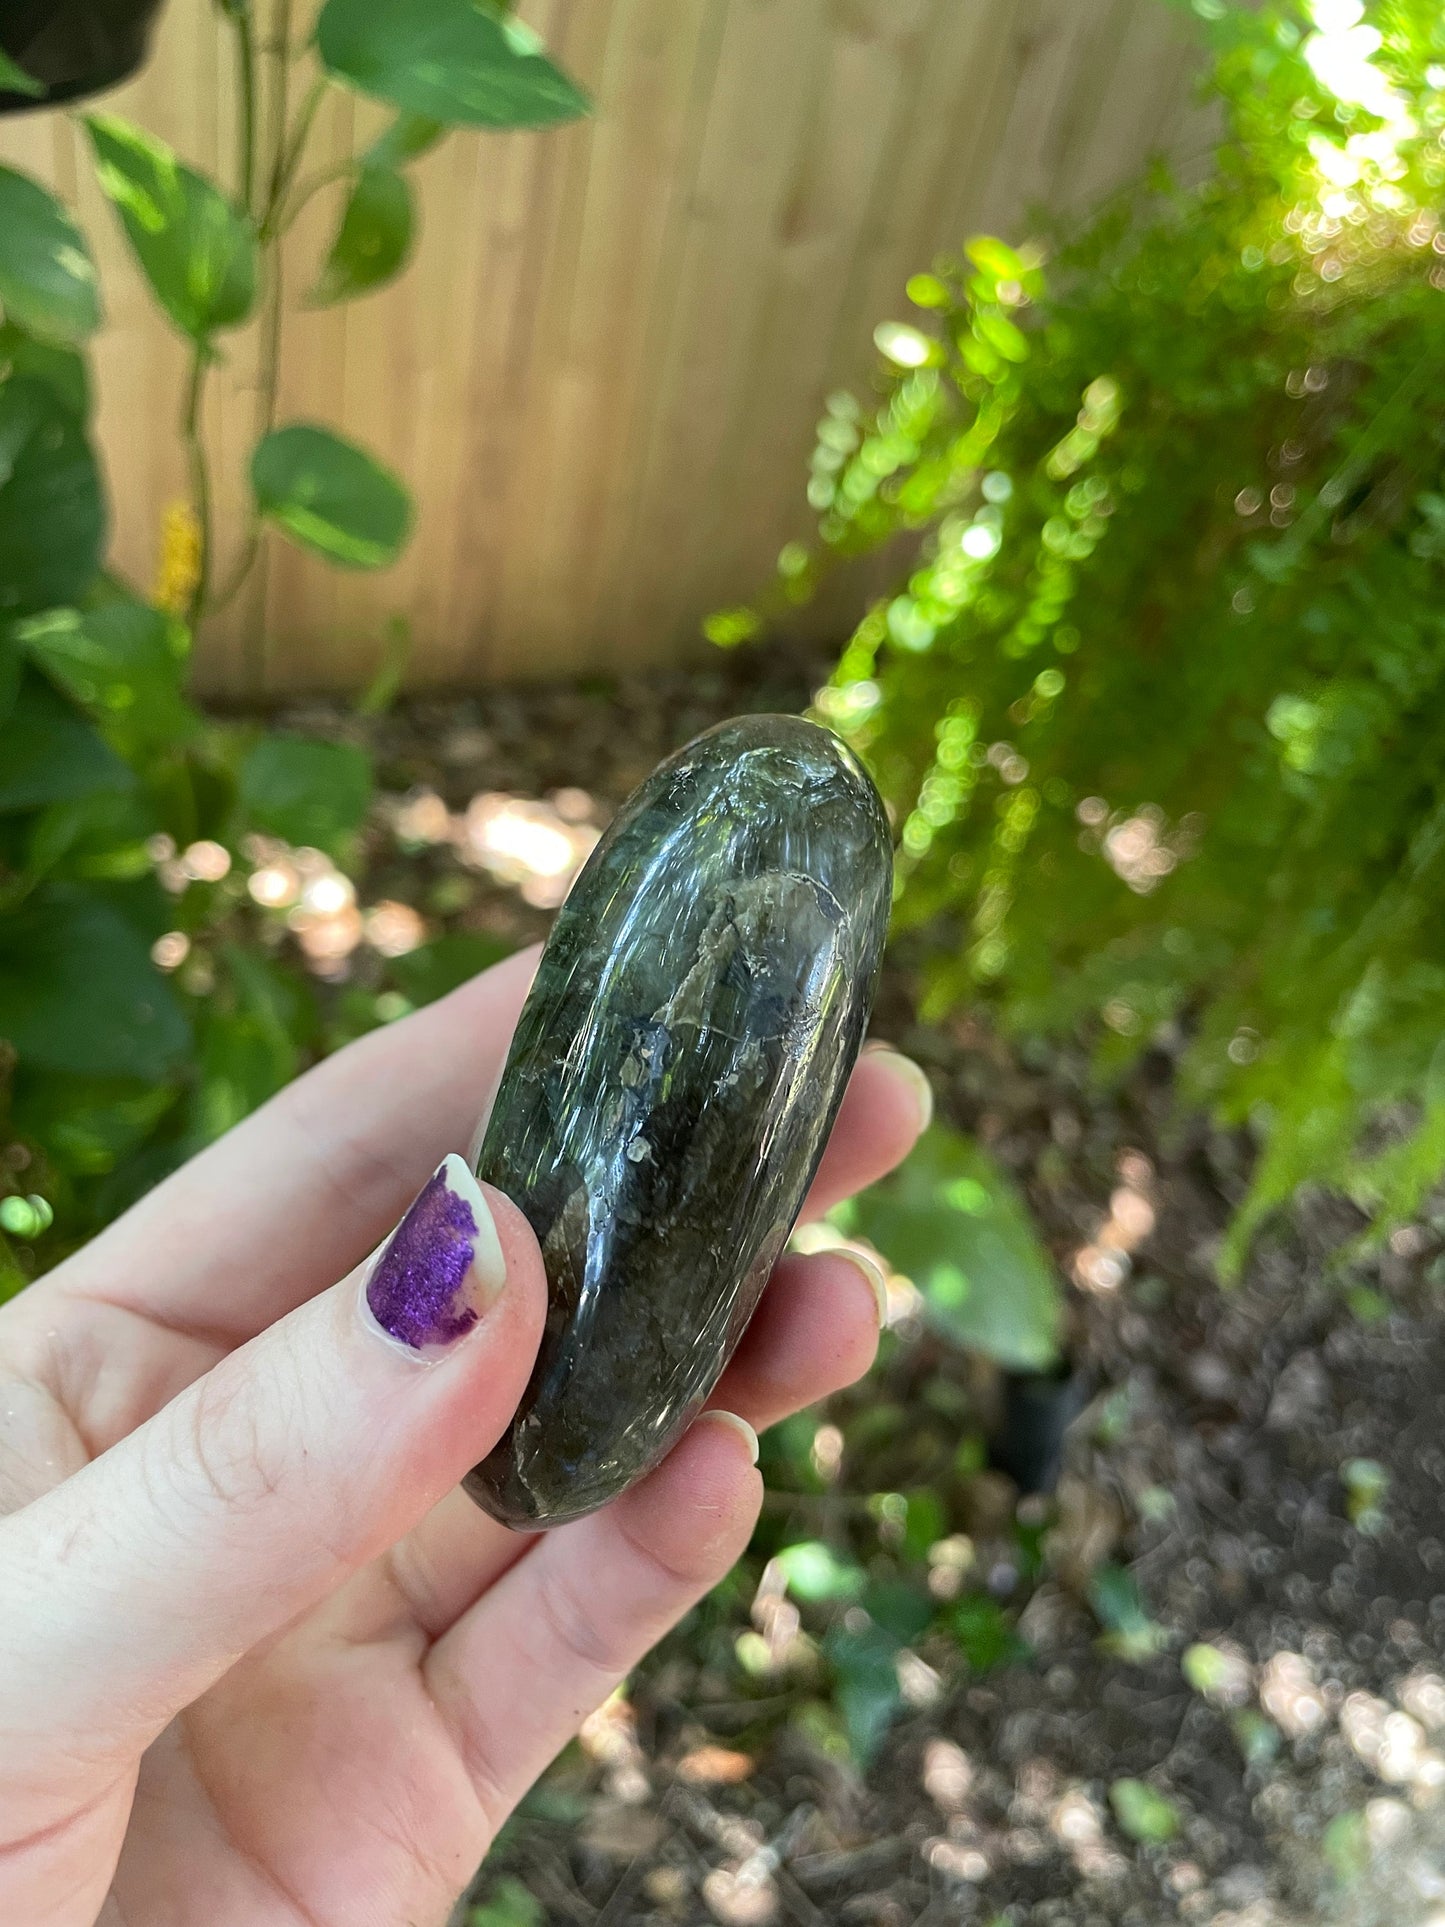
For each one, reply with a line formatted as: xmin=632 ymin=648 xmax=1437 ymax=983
xmin=465 ymin=714 xmax=892 ymax=1529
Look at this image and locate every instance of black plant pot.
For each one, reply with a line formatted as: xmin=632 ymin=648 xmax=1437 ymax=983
xmin=989 ymin=1361 xmax=1089 ymax=1497
xmin=0 ymin=0 xmax=167 ymax=113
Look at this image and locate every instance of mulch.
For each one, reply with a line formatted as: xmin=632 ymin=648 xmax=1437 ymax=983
xmin=283 ymin=647 xmax=1445 ymax=1927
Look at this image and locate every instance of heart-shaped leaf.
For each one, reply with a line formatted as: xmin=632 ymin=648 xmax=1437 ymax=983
xmin=310 ymin=165 xmax=413 ymax=306
xmin=0 ymin=51 xmax=43 ymax=98
xmin=0 ymin=167 xmax=101 ymax=345
xmin=0 ymin=321 xmax=90 ymax=417
xmin=86 ymin=116 xmax=255 ymax=340
xmin=0 ymin=886 xmax=189 ymax=1079
xmin=0 ymin=673 xmax=132 ymax=814
xmin=18 ymin=594 xmax=200 ymax=755
xmin=365 ymin=113 xmax=447 ymax=169
xmin=251 ymin=423 xmax=412 ymax=569
xmin=0 ymin=376 xmax=105 ymax=616
xmin=837 ymin=1123 xmax=1063 ymax=1370
xmin=238 ymin=733 xmax=373 ymax=853
xmin=317 ymin=0 xmax=588 ymax=129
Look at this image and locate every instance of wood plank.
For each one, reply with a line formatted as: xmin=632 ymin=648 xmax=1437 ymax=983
xmin=0 ymin=0 xmax=1215 ymax=691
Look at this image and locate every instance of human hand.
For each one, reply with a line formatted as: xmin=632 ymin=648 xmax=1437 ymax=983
xmin=0 ymin=949 xmax=930 ymax=1926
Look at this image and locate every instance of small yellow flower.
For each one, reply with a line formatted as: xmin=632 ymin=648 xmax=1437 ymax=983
xmin=154 ymin=501 xmax=202 ymax=617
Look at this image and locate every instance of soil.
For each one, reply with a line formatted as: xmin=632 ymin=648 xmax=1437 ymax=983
xmin=287 ymin=650 xmax=1445 ymax=1927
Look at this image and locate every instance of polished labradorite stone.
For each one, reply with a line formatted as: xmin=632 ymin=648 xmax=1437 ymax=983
xmin=464 ymin=714 xmax=892 ymax=1529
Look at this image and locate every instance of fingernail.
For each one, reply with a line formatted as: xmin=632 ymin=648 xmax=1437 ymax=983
xmin=365 ymin=1153 xmax=506 ymax=1354
xmin=835 ymin=1244 xmax=891 ymax=1329
xmin=701 ymin=1409 xmax=760 ymax=1465
xmin=864 ymin=1042 xmax=935 ymax=1133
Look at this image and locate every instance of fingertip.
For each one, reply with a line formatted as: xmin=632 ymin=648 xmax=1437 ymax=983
xmin=697 ymin=1407 xmax=760 ymax=1464
xmin=859 ymin=1041 xmax=934 ymax=1138
xmin=617 ymin=1410 xmax=764 ymax=1583
xmin=830 ymin=1243 xmax=891 ymax=1329
xmin=802 ymin=1045 xmax=932 ymax=1221
xmin=713 ymin=1247 xmax=881 ymax=1436
xmin=470 ymin=1179 xmax=550 ymax=1364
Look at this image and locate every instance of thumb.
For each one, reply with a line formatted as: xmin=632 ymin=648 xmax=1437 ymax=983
xmin=0 ymin=1155 xmax=546 ymax=1765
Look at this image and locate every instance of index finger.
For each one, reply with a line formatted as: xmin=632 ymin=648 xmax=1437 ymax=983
xmin=40 ymin=956 xmax=927 ymax=1356
xmin=45 ymin=947 xmax=541 ymax=1343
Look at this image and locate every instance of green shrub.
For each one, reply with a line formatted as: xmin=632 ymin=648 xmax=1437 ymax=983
xmin=0 ymin=1 xmax=586 ymax=1288
xmin=727 ymin=0 xmax=1445 ymax=1267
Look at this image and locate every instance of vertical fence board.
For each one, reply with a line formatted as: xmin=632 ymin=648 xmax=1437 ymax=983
xmin=0 ymin=0 xmax=1212 ymax=691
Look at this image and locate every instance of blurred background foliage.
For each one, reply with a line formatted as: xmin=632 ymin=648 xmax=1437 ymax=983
xmin=1 ymin=0 xmax=1444 ymax=1851
xmin=0 ymin=0 xmax=587 ymax=1283
xmin=723 ymin=0 xmax=1445 ymax=1276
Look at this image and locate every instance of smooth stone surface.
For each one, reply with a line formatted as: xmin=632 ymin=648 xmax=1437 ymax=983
xmin=465 ymin=714 xmax=892 ymax=1529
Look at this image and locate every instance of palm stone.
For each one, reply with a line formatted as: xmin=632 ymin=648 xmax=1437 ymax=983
xmin=465 ymin=713 xmax=892 ymax=1529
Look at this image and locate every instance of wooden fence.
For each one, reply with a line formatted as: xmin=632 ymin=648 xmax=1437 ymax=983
xmin=0 ymin=0 xmax=1216 ymax=694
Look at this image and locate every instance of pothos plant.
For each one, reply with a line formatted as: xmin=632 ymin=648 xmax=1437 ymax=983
xmin=720 ymin=0 xmax=1445 ymax=1273
xmin=0 ymin=0 xmax=586 ymax=1288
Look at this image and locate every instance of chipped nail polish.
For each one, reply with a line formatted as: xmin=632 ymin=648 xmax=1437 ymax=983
xmin=366 ymin=1152 xmax=506 ymax=1353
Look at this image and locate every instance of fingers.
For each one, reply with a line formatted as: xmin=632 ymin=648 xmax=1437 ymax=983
xmin=37 ymin=945 xmax=924 ymax=1370
xmin=43 ymin=947 xmax=540 ymax=1346
xmin=423 ymin=1414 xmax=762 ymax=1840
xmin=708 ymin=1246 xmax=886 ymax=1431
xmin=0 ymin=1160 xmax=547 ymax=1777
xmin=380 ymin=1245 xmax=887 ymax=1639
xmin=800 ymin=1043 xmax=933 ymax=1222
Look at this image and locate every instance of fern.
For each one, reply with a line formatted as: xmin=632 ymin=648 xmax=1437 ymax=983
xmin=731 ymin=0 xmax=1445 ymax=1265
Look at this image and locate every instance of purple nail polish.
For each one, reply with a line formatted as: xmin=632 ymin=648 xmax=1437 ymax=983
xmin=366 ymin=1155 xmax=496 ymax=1350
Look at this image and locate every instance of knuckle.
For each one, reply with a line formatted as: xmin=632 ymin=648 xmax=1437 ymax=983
xmin=535 ymin=1560 xmax=636 ymax=1682
xmin=167 ymin=1366 xmax=289 ymax=1522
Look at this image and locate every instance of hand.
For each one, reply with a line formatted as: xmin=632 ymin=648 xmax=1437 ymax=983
xmin=0 ymin=949 xmax=930 ymax=1926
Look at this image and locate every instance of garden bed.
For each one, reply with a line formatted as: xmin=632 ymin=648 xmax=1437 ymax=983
xmin=279 ymin=653 xmax=1445 ymax=1927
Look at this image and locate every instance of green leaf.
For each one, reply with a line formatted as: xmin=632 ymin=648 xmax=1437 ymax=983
xmin=13 ymin=1075 xmax=178 ymax=1178
xmin=251 ymin=424 xmax=412 ymax=568
xmin=1109 ymin=1778 xmax=1180 ymax=1845
xmin=862 ymin=1578 xmax=935 ymax=1645
xmin=0 ymin=674 xmax=133 ymax=813
xmin=0 ymin=1193 xmax=53 ymax=1238
xmin=22 ymin=790 xmax=158 ymax=889
xmin=365 ymin=113 xmax=447 ymax=169
xmin=466 ymin=1877 xmax=543 ymax=1927
xmin=386 ymin=931 xmax=512 ymax=1005
xmin=823 ymin=1619 xmax=902 ymax=1765
xmin=950 ymin=1593 xmax=1028 ymax=1673
xmin=838 ymin=1124 xmax=1062 ymax=1369
xmin=310 ymin=165 xmax=413 ymax=306
xmin=0 ymin=376 xmax=105 ymax=615
xmin=0 ymin=887 xmax=189 ymax=1078
xmin=85 ymin=116 xmax=255 ymax=340
xmin=0 ymin=167 xmax=101 ymax=345
xmin=0 ymin=631 xmax=19 ymax=727
xmin=1089 ymin=1563 xmax=1168 ymax=1661
xmin=238 ymin=733 xmax=373 ymax=852
xmin=775 ymin=1540 xmax=866 ymax=1603
xmin=964 ymin=236 xmax=1028 ymax=282
xmin=0 ymin=321 xmax=90 ymax=417
xmin=1323 ymin=1810 xmax=1368 ymax=1885
xmin=18 ymin=596 xmax=199 ymax=754
xmin=317 ymin=0 xmax=590 ymax=129
xmin=0 ymin=51 xmax=44 ymax=98
xmin=195 ymin=949 xmax=314 ymax=1142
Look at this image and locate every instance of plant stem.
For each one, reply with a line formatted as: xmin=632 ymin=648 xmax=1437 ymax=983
xmin=231 ymin=3 xmax=257 ymax=215
xmin=265 ymin=0 xmax=293 ymax=156
xmin=278 ymin=158 xmax=354 ymax=233
xmin=263 ymin=75 xmax=323 ymax=240
xmin=182 ymin=343 xmax=212 ymax=624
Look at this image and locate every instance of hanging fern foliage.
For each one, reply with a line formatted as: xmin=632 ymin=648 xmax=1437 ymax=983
xmin=721 ymin=0 xmax=1445 ymax=1269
